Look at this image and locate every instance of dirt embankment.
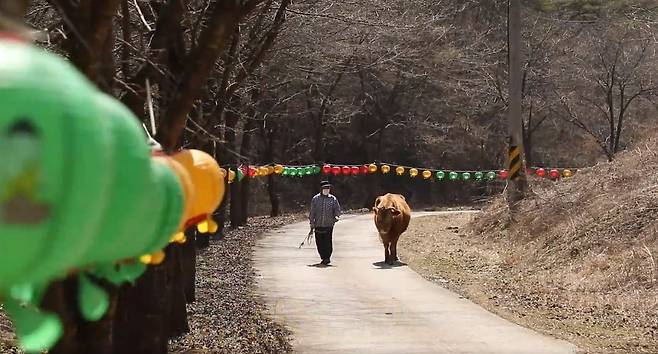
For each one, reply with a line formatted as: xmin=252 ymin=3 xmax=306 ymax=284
xmin=400 ymin=140 xmax=658 ymax=354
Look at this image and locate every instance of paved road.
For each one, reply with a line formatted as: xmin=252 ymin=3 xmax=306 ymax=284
xmin=254 ymin=212 xmax=576 ymax=354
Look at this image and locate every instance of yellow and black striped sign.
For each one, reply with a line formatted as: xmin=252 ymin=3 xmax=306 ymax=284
xmin=508 ymin=145 xmax=522 ymax=180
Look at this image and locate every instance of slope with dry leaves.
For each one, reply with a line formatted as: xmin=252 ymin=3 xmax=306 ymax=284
xmin=400 ymin=139 xmax=658 ymax=353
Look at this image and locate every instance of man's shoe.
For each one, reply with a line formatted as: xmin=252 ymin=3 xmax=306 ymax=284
xmin=321 ymin=259 xmax=330 ymax=265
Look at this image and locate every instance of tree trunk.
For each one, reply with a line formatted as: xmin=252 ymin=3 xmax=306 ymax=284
xmin=182 ymin=230 xmax=198 ymax=303
xmin=238 ymin=116 xmax=258 ymax=225
xmin=267 ymin=174 xmax=280 ymax=217
xmin=167 ymin=245 xmax=189 ymax=339
xmin=41 ymin=279 xmax=79 ymax=354
xmin=224 ymin=93 xmax=242 ymax=227
xmin=114 ymin=247 xmax=175 ymax=354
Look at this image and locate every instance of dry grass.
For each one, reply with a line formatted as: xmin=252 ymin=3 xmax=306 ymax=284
xmin=400 ymin=139 xmax=658 ymax=353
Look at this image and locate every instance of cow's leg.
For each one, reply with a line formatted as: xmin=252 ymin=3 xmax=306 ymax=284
xmin=390 ymin=236 xmax=399 ymax=263
xmin=385 ymin=242 xmax=394 ymax=264
xmin=383 ymin=241 xmax=391 ymax=264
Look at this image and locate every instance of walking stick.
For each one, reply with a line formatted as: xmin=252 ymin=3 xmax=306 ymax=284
xmin=299 ymin=228 xmax=314 ymax=248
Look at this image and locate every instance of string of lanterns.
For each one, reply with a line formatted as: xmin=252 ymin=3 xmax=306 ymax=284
xmin=222 ymin=163 xmax=578 ymax=183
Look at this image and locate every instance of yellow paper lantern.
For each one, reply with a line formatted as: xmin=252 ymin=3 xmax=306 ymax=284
xmin=153 ymin=156 xmax=195 ymax=233
xmin=228 ymin=169 xmax=236 ymax=183
xmin=259 ymin=166 xmax=268 ymax=176
xmin=422 ymin=170 xmax=432 ymax=179
xmin=368 ymin=164 xmax=378 ymax=173
xmin=274 ymin=164 xmax=284 ymax=174
xmin=171 ymin=149 xmax=224 ymax=231
xmin=381 ymin=165 xmax=391 ymax=174
xmin=267 ymin=166 xmax=275 ymax=175
xmin=396 ymin=166 xmax=405 ymax=175
xmin=219 ymin=168 xmax=227 ymax=179
xmin=409 ymin=168 xmax=419 ymax=177
xmin=563 ymin=169 xmax=573 ymax=178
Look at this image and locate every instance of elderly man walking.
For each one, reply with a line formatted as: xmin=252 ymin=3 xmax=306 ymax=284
xmin=309 ymin=181 xmax=341 ymax=265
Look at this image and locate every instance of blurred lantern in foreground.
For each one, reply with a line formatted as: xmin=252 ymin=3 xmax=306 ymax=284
xmin=170 ymin=149 xmax=224 ymax=234
xmin=0 ymin=38 xmax=211 ymax=353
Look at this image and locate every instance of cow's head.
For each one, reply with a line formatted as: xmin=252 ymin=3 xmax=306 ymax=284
xmin=373 ymin=196 xmax=401 ymax=232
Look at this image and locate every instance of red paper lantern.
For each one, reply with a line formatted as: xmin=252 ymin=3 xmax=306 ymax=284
xmin=499 ymin=169 xmax=509 ymax=179
xmin=351 ymin=166 xmax=360 ymax=175
xmin=248 ymin=166 xmax=257 ymax=178
xmin=360 ymin=165 xmax=369 ymax=174
xmin=342 ymin=166 xmax=351 ymax=175
xmin=535 ymin=168 xmax=546 ymax=177
xmin=332 ymin=166 xmax=341 ymax=176
xmin=322 ymin=165 xmax=332 ymax=175
xmin=549 ymin=169 xmax=560 ymax=179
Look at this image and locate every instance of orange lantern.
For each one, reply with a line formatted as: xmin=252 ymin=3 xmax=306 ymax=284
xmin=171 ymin=149 xmax=224 ymax=234
xmin=395 ymin=166 xmax=405 ymax=175
xmin=153 ymin=156 xmax=195 ymax=244
xmin=368 ymin=164 xmax=378 ymax=173
xmin=381 ymin=165 xmax=391 ymax=174
xmin=422 ymin=170 xmax=432 ymax=179
xmin=409 ymin=168 xmax=419 ymax=177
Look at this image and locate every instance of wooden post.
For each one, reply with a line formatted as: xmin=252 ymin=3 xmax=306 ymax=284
xmin=507 ymin=0 xmax=527 ymax=210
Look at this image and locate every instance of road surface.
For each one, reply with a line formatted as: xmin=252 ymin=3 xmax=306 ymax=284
xmin=254 ymin=212 xmax=576 ymax=354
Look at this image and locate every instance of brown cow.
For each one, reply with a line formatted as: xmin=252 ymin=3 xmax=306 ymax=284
xmin=373 ymin=193 xmax=411 ymax=264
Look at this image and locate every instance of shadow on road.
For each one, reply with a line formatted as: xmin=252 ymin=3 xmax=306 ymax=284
xmin=307 ymin=263 xmax=334 ymax=268
xmin=372 ymin=261 xmax=407 ymax=269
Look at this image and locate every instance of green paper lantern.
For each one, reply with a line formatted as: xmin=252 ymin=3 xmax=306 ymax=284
xmin=0 ymin=42 xmax=185 ymax=290
xmin=0 ymin=39 xmax=192 ymax=353
xmin=3 ymin=298 xmax=62 ymax=353
xmin=313 ymin=166 xmax=321 ymax=174
xmin=78 ymin=274 xmax=109 ymax=322
xmin=474 ymin=172 xmax=484 ymax=181
xmin=449 ymin=172 xmax=459 ymax=181
xmin=462 ymin=172 xmax=471 ymax=181
xmin=486 ymin=171 xmax=497 ymax=180
xmin=436 ymin=171 xmax=446 ymax=180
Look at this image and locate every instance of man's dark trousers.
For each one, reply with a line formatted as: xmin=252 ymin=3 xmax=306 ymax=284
xmin=314 ymin=227 xmax=333 ymax=262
